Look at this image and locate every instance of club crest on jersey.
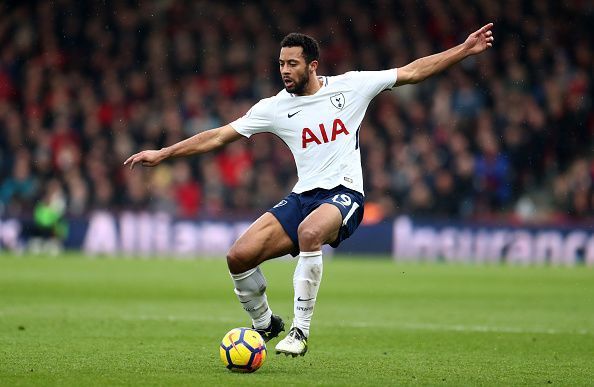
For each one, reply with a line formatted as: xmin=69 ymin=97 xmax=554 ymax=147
xmin=330 ymin=93 xmax=345 ymax=109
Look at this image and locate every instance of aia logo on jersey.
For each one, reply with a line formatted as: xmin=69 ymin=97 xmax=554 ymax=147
xmin=302 ymin=118 xmax=350 ymax=148
xmin=330 ymin=93 xmax=345 ymax=109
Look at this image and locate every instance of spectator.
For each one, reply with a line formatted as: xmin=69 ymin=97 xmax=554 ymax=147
xmin=0 ymin=150 xmax=38 ymax=215
xmin=0 ymin=0 xmax=592 ymax=222
xmin=28 ymin=178 xmax=68 ymax=255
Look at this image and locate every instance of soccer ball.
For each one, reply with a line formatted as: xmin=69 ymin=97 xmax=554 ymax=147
xmin=219 ymin=327 xmax=267 ymax=373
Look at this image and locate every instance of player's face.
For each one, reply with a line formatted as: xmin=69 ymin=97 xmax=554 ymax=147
xmin=279 ymin=46 xmax=311 ymax=94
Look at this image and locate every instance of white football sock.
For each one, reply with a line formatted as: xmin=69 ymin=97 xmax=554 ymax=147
xmin=230 ymin=267 xmax=272 ymax=329
xmin=292 ymin=250 xmax=323 ymax=338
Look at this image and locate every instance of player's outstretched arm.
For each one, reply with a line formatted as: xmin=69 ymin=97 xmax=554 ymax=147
xmin=395 ymin=23 xmax=494 ymax=86
xmin=123 ymin=124 xmax=242 ymax=169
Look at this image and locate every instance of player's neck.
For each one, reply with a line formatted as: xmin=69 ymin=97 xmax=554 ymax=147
xmin=296 ymin=76 xmax=323 ymax=96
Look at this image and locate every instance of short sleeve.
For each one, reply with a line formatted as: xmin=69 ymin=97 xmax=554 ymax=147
xmin=229 ymin=98 xmax=275 ymax=138
xmin=345 ymin=70 xmax=397 ymax=100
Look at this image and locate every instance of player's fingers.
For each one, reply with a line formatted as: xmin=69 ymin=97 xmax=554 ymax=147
xmin=472 ymin=23 xmax=492 ymax=38
xmin=123 ymin=155 xmax=135 ymax=165
xmin=129 ymin=156 xmax=141 ymax=170
xmin=482 ymin=22 xmax=494 ymax=32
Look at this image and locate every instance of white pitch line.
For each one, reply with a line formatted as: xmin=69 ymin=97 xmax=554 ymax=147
xmin=1 ymin=309 xmax=588 ymax=336
xmin=122 ymin=314 xmax=591 ymax=336
xmin=336 ymin=321 xmax=591 ymax=336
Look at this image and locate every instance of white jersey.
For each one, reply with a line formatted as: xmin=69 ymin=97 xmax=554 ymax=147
xmin=230 ymin=69 xmax=397 ymax=195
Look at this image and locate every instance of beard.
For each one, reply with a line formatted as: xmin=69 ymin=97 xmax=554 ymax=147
xmin=284 ymin=70 xmax=310 ymax=95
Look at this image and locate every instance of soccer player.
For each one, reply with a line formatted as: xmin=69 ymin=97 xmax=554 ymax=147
xmin=124 ymin=24 xmax=494 ymax=357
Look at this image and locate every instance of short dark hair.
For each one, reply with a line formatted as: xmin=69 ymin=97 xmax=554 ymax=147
xmin=280 ymin=33 xmax=320 ymax=64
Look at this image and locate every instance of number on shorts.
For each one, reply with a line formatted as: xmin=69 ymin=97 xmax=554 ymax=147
xmin=332 ymin=194 xmax=352 ymax=207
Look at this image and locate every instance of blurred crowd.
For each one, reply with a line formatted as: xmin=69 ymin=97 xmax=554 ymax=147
xmin=0 ymin=0 xmax=592 ymax=224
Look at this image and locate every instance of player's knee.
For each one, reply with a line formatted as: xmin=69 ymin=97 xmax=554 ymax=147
xmin=226 ymin=245 xmax=256 ymax=274
xmin=297 ymin=225 xmax=323 ymax=250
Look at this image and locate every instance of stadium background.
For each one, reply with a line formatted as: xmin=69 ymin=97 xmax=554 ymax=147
xmin=1 ymin=2 xmax=593 ymax=385
xmin=0 ymin=0 xmax=592 ymax=259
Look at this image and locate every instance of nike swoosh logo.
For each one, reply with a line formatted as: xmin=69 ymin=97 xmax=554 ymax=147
xmin=240 ymin=300 xmax=251 ymax=304
xmin=288 ymin=110 xmax=302 ymax=118
xmin=297 ymin=297 xmax=315 ymax=302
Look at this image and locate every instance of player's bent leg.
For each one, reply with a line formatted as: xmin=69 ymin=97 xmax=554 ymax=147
xmin=276 ymin=204 xmax=342 ymax=356
xmin=297 ymin=203 xmax=342 ymax=252
xmin=228 ymin=212 xmax=296 ymax=341
xmin=227 ymin=212 xmax=296 ymax=274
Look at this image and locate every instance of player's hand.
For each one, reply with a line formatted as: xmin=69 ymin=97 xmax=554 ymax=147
xmin=463 ymin=23 xmax=494 ymax=55
xmin=123 ymin=149 xmax=166 ymax=169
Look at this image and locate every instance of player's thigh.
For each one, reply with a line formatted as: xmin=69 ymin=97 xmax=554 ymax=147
xmin=227 ymin=212 xmax=296 ymax=273
xmin=297 ymin=203 xmax=343 ymax=249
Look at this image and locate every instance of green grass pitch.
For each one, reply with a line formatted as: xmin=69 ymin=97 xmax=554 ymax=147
xmin=1 ymin=254 xmax=593 ymax=386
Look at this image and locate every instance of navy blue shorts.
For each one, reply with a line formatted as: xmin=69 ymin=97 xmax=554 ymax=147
xmin=268 ymin=185 xmax=365 ymax=253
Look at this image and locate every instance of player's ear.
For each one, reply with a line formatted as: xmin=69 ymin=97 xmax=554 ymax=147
xmin=308 ymin=60 xmax=318 ymax=73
